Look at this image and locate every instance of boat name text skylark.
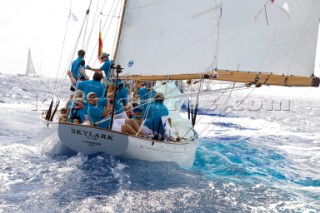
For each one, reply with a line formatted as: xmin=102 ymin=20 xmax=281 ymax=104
xmin=71 ymin=129 xmax=113 ymax=140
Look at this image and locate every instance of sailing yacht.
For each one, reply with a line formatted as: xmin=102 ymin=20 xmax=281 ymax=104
xmin=18 ymin=48 xmax=38 ymax=77
xmin=43 ymin=0 xmax=319 ymax=167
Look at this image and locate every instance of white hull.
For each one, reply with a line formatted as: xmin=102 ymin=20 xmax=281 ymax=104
xmin=58 ymin=123 xmax=197 ymax=167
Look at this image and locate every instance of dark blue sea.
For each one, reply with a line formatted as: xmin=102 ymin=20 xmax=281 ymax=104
xmin=1 ymin=74 xmax=320 ymax=212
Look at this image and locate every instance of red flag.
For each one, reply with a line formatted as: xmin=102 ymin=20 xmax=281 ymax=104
xmin=98 ymin=31 xmax=103 ymax=63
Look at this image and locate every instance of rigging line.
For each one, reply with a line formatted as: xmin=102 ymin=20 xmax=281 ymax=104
xmin=104 ymin=0 xmax=122 ymax=58
xmin=179 ymin=83 xmax=234 ymax=138
xmin=190 ymin=81 xmax=232 ymax=136
xmin=56 ymin=22 xmax=86 ymax=95
xmin=81 ymin=0 xmax=92 ymax=48
xmin=110 ymin=0 xmax=123 ymax=61
xmin=84 ymin=0 xmax=109 ymax=80
xmin=222 ymin=86 xmax=255 ymax=117
xmin=86 ymin=0 xmax=120 ymax=66
xmin=196 ymin=83 xmax=236 ymax=136
xmin=264 ymin=5 xmax=269 ymax=26
xmin=96 ymin=94 xmax=155 ymax=126
xmin=257 ymin=27 xmax=279 ymax=71
xmin=100 ymin=14 xmax=120 ymax=18
xmin=83 ymin=0 xmax=102 ymax=51
xmin=53 ymin=1 xmax=93 ymax=97
xmin=161 ymin=84 xmax=248 ymax=101
xmin=142 ymin=84 xmax=156 ymax=121
xmin=255 ymin=0 xmax=271 ymax=21
xmin=195 ymin=83 xmax=235 ymax=123
xmin=55 ymin=14 xmax=91 ymax=98
xmin=53 ymin=0 xmax=75 ymax=93
xmin=202 ymin=83 xmax=236 ymax=138
xmin=83 ymin=0 xmax=110 ymax=55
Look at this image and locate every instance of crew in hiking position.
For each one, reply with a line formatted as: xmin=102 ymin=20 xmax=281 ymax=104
xmin=87 ymin=92 xmax=147 ymax=135
xmin=108 ymin=79 xmax=129 ymax=119
xmin=69 ymin=98 xmax=86 ymax=124
xmin=141 ymin=92 xmax=170 ymax=140
xmin=137 ymin=81 xmax=157 ymax=118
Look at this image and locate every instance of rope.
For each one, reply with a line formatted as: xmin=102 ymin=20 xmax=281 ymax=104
xmin=199 ymin=83 xmax=236 ymax=137
xmin=53 ymin=1 xmax=93 ymax=99
xmin=87 ymin=0 xmax=121 ymax=66
xmin=181 ymin=82 xmax=235 ymax=138
xmin=53 ymin=0 xmax=76 ymax=93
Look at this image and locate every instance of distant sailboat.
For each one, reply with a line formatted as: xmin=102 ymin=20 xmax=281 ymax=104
xmin=18 ymin=48 xmax=38 ymax=77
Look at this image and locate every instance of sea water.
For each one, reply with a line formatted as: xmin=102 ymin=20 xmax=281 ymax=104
xmin=0 ymin=74 xmax=319 ymax=212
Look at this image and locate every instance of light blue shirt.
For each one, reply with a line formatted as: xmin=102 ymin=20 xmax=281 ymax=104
xmin=138 ymin=87 xmax=156 ymax=117
xmin=69 ymin=107 xmax=86 ymax=124
xmin=71 ymin=57 xmax=85 ymax=79
xmin=114 ymin=85 xmax=128 ymax=114
xmin=144 ymin=101 xmax=169 ymax=135
xmin=77 ymin=80 xmax=104 ymax=113
xmin=100 ymin=59 xmax=111 ymax=82
xmin=87 ymin=103 xmax=110 ymax=129
xmin=77 ymin=80 xmax=104 ymax=101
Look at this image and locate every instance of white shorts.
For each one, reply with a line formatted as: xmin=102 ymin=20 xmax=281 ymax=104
xmin=114 ymin=111 xmax=128 ymax=119
xmin=111 ymin=118 xmax=126 ymax=132
xmin=141 ymin=120 xmax=153 ymax=135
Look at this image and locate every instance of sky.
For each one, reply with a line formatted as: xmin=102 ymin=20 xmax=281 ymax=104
xmin=0 ymin=0 xmax=120 ymax=78
xmin=0 ymin=0 xmax=319 ymax=78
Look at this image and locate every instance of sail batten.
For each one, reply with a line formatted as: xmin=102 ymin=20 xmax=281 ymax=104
xmin=115 ymin=0 xmax=320 ymax=84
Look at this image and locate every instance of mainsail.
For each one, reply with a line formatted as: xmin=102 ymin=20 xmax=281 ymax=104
xmin=115 ymin=0 xmax=320 ymax=86
xmin=26 ymin=48 xmax=37 ymax=76
xmin=115 ymin=0 xmax=219 ymax=76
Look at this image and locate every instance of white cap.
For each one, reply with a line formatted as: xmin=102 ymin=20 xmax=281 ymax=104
xmin=86 ymin=92 xmax=96 ymax=100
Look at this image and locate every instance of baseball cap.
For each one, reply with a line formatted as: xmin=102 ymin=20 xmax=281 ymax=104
xmin=154 ymin=92 xmax=165 ymax=101
xmin=87 ymin=92 xmax=96 ymax=100
xmin=75 ymin=90 xmax=84 ymax=98
xmin=99 ymin=52 xmax=109 ymax=59
xmin=74 ymin=98 xmax=84 ymax=104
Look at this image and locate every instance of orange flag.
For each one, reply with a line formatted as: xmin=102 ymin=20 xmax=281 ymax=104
xmin=98 ymin=31 xmax=103 ymax=63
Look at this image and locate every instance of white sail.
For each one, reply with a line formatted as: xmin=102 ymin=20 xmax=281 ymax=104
xmin=217 ymin=0 xmax=320 ymax=77
xmin=115 ymin=0 xmax=221 ymax=76
xmin=26 ymin=48 xmax=37 ymax=76
xmin=115 ymin=0 xmax=319 ymax=79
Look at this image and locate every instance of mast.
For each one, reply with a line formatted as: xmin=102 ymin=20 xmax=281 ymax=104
xmin=107 ymin=0 xmax=127 ymax=94
xmin=113 ymin=0 xmax=127 ymax=61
